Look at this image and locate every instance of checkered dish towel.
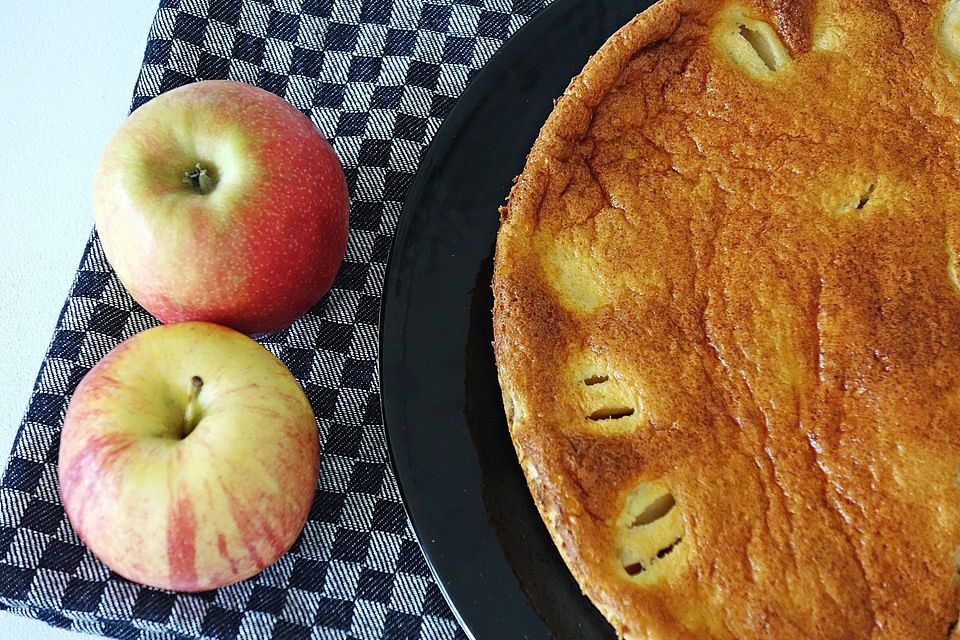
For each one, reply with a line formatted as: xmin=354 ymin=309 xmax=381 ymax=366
xmin=0 ymin=0 xmax=547 ymax=638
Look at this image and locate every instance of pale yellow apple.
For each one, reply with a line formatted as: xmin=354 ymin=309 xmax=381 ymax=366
xmin=58 ymin=321 xmax=319 ymax=591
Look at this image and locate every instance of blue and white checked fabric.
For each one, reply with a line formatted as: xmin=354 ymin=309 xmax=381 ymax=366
xmin=0 ymin=0 xmax=548 ymax=637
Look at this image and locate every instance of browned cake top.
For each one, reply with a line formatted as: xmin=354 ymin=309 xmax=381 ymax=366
xmin=492 ymin=0 xmax=960 ymax=638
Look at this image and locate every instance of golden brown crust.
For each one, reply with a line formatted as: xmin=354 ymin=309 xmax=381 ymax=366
xmin=493 ymin=0 xmax=960 ymax=638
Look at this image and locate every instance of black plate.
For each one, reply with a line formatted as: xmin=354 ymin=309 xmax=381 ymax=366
xmin=379 ymin=1 xmax=653 ymax=638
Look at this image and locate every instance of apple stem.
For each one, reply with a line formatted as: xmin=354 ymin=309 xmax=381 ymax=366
xmin=181 ymin=375 xmax=204 ymax=438
xmin=183 ymin=163 xmax=216 ymax=195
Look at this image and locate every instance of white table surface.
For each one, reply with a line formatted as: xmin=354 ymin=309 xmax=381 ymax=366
xmin=0 ymin=2 xmax=160 ymax=637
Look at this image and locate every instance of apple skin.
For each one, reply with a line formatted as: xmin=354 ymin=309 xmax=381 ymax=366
xmin=93 ymin=80 xmax=349 ymax=336
xmin=58 ymin=322 xmax=319 ymax=592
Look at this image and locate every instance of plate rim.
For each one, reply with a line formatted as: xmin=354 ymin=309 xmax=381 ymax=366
xmin=377 ymin=0 xmax=596 ymax=636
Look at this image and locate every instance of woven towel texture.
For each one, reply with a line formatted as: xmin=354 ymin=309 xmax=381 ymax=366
xmin=0 ymin=0 xmax=548 ymax=638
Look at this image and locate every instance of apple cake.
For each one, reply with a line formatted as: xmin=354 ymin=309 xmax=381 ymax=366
xmin=492 ymin=0 xmax=960 ymax=637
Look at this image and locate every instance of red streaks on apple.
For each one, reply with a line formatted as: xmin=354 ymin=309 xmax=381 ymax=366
xmin=217 ymin=533 xmax=240 ymax=576
xmin=166 ymin=494 xmax=199 ymax=590
xmin=59 ymin=432 xmax=134 ymax=518
xmin=223 ymin=485 xmax=281 ymax=570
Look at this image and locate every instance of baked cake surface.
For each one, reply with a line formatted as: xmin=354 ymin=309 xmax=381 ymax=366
xmin=492 ymin=0 xmax=960 ymax=637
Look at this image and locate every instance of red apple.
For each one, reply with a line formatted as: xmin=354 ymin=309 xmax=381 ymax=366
xmin=92 ymin=80 xmax=349 ymax=335
xmin=58 ymin=322 xmax=319 ymax=591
